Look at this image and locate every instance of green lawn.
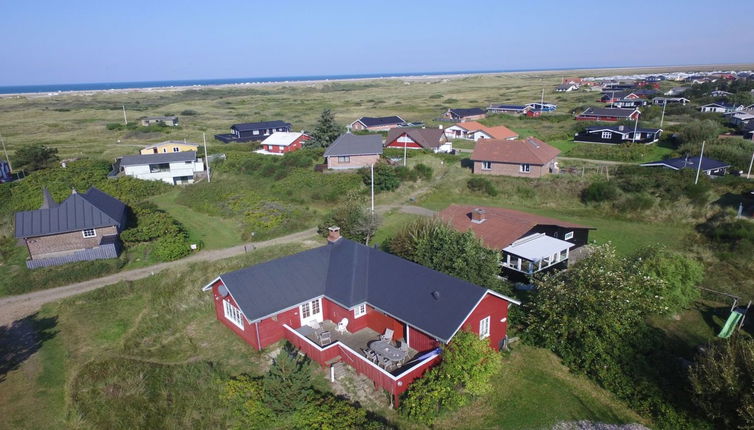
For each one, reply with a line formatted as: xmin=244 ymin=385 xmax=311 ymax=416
xmin=150 ymin=189 xmax=243 ymax=249
xmin=436 ymin=345 xmax=645 ymax=429
xmin=372 ymin=211 xmax=422 ymax=245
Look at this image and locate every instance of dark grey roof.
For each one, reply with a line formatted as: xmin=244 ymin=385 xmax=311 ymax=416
xmin=579 ymin=107 xmax=638 ymax=118
xmin=449 ymin=108 xmax=486 ymax=117
xmin=641 ymin=156 xmax=731 ymax=171
xmin=15 ymin=187 xmax=127 ymax=238
xmin=585 ymin=125 xmax=661 ymax=135
xmin=488 ymin=104 xmax=526 ymax=110
xmin=119 ymin=151 xmax=196 ymax=166
xmin=142 ymin=115 xmax=177 ymax=121
xmin=354 ymin=116 xmax=405 ymax=127
xmin=231 ymin=120 xmax=291 ymax=132
xmin=323 ymin=134 xmax=383 ymax=157
xmin=216 ymin=238 xmax=511 ymax=343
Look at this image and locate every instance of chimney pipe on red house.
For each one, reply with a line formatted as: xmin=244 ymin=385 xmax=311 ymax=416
xmin=471 ymin=208 xmax=486 ymax=223
xmin=327 ymin=226 xmax=341 ymax=243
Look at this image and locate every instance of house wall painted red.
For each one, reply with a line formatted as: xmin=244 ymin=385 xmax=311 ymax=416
xmin=385 ymin=134 xmax=424 ymax=150
xmin=576 ymin=112 xmax=640 ymax=122
xmin=263 ymin=135 xmax=310 ymax=153
xmin=460 ymin=292 xmax=510 ymax=349
xmin=408 ymin=326 xmax=440 ymax=352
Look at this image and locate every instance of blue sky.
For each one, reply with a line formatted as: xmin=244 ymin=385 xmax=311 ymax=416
xmin=1 ymin=0 xmax=753 ymax=85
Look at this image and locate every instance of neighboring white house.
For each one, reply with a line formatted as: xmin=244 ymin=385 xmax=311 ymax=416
xmin=700 ymin=103 xmax=744 ymax=113
xmin=118 ymin=151 xmax=204 ymax=185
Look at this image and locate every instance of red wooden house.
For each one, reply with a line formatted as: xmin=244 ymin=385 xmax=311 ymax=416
xmin=202 ymin=228 xmax=519 ymax=406
xmin=385 ymin=127 xmax=452 ymax=153
xmin=256 ymin=132 xmax=310 ymax=155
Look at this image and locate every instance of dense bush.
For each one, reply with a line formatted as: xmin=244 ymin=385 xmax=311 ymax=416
xmin=524 ymin=244 xmax=701 ymax=428
xmin=317 ymin=198 xmax=380 ymax=244
xmin=689 ymin=336 xmax=754 ymax=429
xmin=13 ymin=144 xmax=59 ymax=171
xmin=222 ymin=345 xmax=386 ymax=429
xmin=400 ymin=331 xmax=501 ymax=425
xmin=180 ymin=109 xmax=198 ymax=115
xmin=386 ymin=218 xmax=504 ymax=291
xmin=581 ymin=181 xmax=619 ymax=203
xmin=413 ymin=163 xmax=433 ymax=180
xmin=697 ymin=212 xmax=754 ymax=252
xmin=359 ymin=163 xmax=400 ymax=192
xmin=467 ymin=177 xmax=498 ymax=196
xmin=567 ymin=142 xmax=654 ymax=162
xmin=632 ymin=247 xmax=704 ymax=315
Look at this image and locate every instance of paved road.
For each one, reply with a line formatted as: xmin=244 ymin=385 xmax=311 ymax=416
xmin=0 ymin=228 xmax=318 ymax=327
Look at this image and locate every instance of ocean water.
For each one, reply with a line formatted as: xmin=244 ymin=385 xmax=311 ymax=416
xmin=0 ymin=67 xmax=601 ymax=95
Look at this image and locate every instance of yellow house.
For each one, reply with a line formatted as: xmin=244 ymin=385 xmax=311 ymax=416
xmin=140 ymin=140 xmax=199 ymax=155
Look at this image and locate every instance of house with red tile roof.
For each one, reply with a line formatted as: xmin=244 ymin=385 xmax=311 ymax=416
xmin=443 ymin=121 xmax=518 ymax=141
xmin=470 ymin=137 xmax=560 ymax=178
xmin=439 ymin=205 xmax=594 ymax=275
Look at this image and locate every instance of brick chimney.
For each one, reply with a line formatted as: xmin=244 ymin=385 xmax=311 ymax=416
xmin=471 ymin=208 xmax=486 ymax=223
xmin=327 ymin=226 xmax=341 ymax=243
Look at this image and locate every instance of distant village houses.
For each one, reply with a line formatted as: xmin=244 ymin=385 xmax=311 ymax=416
xmin=349 ymin=116 xmax=406 ymax=132
xmin=442 ymin=108 xmax=486 ymax=122
xmin=215 ymin=120 xmax=292 ymax=143
xmin=140 ymin=115 xmax=179 ymax=127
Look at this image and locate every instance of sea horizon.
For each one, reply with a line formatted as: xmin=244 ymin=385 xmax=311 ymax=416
xmin=0 ymin=63 xmax=737 ymax=95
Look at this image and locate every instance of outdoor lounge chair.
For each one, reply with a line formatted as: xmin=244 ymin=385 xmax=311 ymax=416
xmin=381 ymin=328 xmax=394 ymax=342
xmin=337 ymin=318 xmax=349 ymax=334
xmin=318 ymin=330 xmax=332 ymax=345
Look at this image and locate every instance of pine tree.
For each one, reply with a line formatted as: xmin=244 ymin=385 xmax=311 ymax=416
xmin=307 ymin=109 xmax=342 ymax=148
xmin=262 ymin=346 xmax=314 ymax=413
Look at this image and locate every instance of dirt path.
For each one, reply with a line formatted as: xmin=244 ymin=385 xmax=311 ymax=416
xmin=0 ymin=228 xmax=318 ymax=327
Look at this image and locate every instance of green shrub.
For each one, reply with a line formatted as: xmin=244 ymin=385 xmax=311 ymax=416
xmin=689 ymin=336 xmax=754 ymax=429
xmin=467 ymin=177 xmax=498 ymax=196
xmin=152 ymin=236 xmax=190 ymax=261
xmin=180 ymin=109 xmax=198 ymax=115
xmin=614 ymin=193 xmax=654 ymax=212
xmin=413 ymin=163 xmax=433 ymax=180
xmin=632 ymin=247 xmax=703 ymax=315
xmin=360 ymin=163 xmax=400 ymax=192
xmin=581 ymin=181 xmax=619 ymax=203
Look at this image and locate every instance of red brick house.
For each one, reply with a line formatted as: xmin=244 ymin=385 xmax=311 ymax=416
xmin=385 ymin=127 xmax=452 ymax=153
xmin=202 ymin=229 xmax=519 ymax=406
xmin=439 ymin=205 xmax=594 ymax=275
xmin=14 ymin=187 xmax=127 ymax=269
xmin=575 ymin=107 xmax=640 ymax=122
xmin=470 ymin=137 xmax=560 ymax=178
xmin=256 ymin=132 xmax=310 ymax=155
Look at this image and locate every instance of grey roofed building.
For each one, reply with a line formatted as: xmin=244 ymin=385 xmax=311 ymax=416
xmin=119 ymin=151 xmax=197 ymax=167
xmin=323 ymin=133 xmax=383 ymax=157
xmin=448 ymin=107 xmax=486 ymax=117
xmin=210 ymin=237 xmax=518 ymax=343
xmin=232 ymin=120 xmax=292 ymax=132
xmin=640 ymin=156 xmax=731 ymax=173
xmin=15 ymin=187 xmax=127 ymax=239
xmin=351 ymin=116 xmax=406 ymax=128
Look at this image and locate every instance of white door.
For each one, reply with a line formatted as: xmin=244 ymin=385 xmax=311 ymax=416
xmin=299 ymin=298 xmax=323 ymax=327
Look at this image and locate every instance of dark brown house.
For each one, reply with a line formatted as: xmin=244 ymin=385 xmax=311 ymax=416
xmin=439 ymin=205 xmax=594 ymax=275
xmin=14 ymin=187 xmax=128 ymax=269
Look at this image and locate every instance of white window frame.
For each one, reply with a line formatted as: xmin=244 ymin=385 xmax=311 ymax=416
xmin=520 ymin=163 xmax=531 ymax=173
xmin=479 ymin=316 xmax=490 ymax=339
xmin=564 ymin=231 xmax=574 ymax=240
xmin=601 ymin=131 xmax=612 ymax=139
xmin=82 ymin=228 xmax=96 ymax=238
xmin=173 ymin=147 xmax=180 ymax=152
xmin=354 ymin=303 xmax=367 ymax=318
xmin=481 ymin=161 xmax=492 ymax=170
xmin=223 ymin=300 xmax=245 ymax=330
xmin=338 ymin=156 xmax=350 ymax=163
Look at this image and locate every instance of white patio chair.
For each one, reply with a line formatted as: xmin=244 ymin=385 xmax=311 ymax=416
xmin=337 ymin=318 xmax=349 ymax=334
xmin=381 ymin=328 xmax=394 ymax=342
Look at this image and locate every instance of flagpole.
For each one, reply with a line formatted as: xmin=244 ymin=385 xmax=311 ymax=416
xmin=122 ymin=105 xmax=128 ymax=125
xmin=660 ymin=100 xmax=667 ymax=128
xmin=370 ymin=163 xmax=375 ymax=213
xmin=632 ymin=113 xmax=639 ymax=144
xmin=0 ymin=132 xmax=11 ymax=172
xmin=203 ymin=133 xmax=211 ymax=183
xmin=746 ymin=149 xmax=754 ymax=179
xmin=694 ymin=140 xmax=705 ymax=185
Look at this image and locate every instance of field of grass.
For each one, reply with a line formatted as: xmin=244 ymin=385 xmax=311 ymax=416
xmin=436 ymin=345 xmax=645 ymax=429
xmin=149 ymin=190 xmax=243 ymax=249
